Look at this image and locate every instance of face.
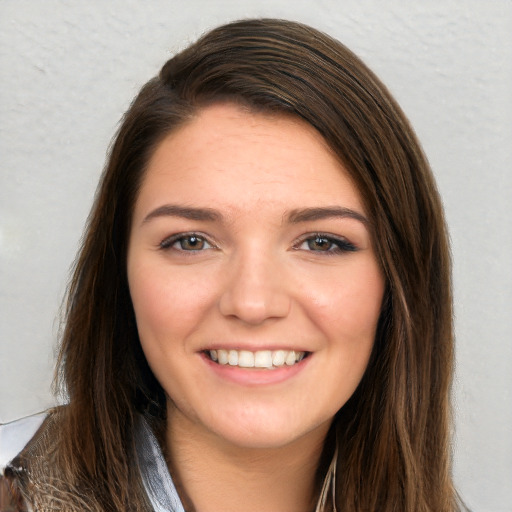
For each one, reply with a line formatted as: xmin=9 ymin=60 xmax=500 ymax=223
xmin=127 ymin=103 xmax=385 ymax=450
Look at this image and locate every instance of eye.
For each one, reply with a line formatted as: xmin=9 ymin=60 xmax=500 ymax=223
xmin=160 ymin=233 xmax=213 ymax=252
xmin=296 ymin=234 xmax=357 ymax=254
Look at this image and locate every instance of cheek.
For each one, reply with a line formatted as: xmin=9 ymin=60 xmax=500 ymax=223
xmin=306 ymin=261 xmax=384 ymax=340
xmin=314 ymin=265 xmax=384 ymax=408
xmin=128 ymin=263 xmax=217 ymax=343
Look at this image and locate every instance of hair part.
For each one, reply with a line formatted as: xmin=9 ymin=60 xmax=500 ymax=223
xmin=54 ymin=18 xmax=460 ymax=511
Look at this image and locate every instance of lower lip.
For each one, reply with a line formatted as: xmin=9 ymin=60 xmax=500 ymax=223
xmin=201 ymin=353 xmax=311 ymax=386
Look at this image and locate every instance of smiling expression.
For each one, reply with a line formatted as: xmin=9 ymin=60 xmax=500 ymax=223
xmin=127 ymin=103 xmax=385 ymax=449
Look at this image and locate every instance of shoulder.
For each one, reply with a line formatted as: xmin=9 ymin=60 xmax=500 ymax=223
xmin=0 ymin=412 xmax=48 ymax=472
xmin=0 ymin=412 xmax=50 ymax=512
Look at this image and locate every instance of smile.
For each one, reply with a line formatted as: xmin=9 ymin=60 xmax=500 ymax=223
xmin=207 ymin=349 xmax=307 ymax=369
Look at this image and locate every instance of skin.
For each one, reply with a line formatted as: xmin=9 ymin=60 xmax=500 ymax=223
xmin=127 ymin=103 xmax=385 ymax=511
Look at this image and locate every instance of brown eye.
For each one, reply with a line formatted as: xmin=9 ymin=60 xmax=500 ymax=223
xmin=178 ymin=235 xmax=206 ymax=250
xmin=298 ymin=234 xmax=357 ymax=254
xmin=160 ymin=233 xmax=213 ymax=251
xmin=307 ymin=236 xmax=333 ymax=251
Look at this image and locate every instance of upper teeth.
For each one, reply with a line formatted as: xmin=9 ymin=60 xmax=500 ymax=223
xmin=209 ymin=349 xmax=305 ymax=369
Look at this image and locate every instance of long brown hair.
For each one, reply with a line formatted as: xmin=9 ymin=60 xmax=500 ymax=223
xmin=55 ymin=18 xmax=460 ymax=511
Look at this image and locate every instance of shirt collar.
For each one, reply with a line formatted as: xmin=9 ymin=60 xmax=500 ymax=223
xmin=135 ymin=415 xmax=185 ymax=512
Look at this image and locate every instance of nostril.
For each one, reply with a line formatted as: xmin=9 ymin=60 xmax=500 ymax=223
xmin=218 ymin=281 xmax=291 ymax=324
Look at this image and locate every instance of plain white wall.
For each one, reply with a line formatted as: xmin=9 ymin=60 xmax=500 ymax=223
xmin=1 ymin=1 xmax=511 ymax=510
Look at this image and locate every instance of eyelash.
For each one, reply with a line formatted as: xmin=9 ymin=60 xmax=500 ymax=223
xmin=159 ymin=232 xmax=215 ymax=252
xmin=294 ymin=233 xmax=358 ymax=255
xmin=159 ymin=232 xmax=357 ymax=255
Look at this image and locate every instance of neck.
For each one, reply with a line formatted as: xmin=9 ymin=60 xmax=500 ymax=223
xmin=164 ymin=407 xmax=331 ymax=512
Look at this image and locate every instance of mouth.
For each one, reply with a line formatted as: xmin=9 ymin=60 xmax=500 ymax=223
xmin=204 ymin=349 xmax=309 ymax=369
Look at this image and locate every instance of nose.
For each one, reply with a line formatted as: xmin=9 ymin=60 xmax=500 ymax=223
xmin=218 ymin=250 xmax=291 ymax=325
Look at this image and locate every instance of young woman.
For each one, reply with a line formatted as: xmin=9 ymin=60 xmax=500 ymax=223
xmin=0 ymin=18 xmax=463 ymax=511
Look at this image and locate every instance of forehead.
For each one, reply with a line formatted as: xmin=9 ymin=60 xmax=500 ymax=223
xmin=134 ymin=103 xmax=364 ymax=218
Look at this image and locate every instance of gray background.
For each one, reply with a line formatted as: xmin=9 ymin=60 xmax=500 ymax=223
xmin=1 ymin=1 xmax=511 ymax=510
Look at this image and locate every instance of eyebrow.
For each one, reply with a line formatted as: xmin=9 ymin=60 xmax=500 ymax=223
xmin=286 ymin=207 xmax=368 ymax=225
xmin=142 ymin=204 xmax=221 ymax=224
xmin=141 ymin=204 xmax=369 ymax=227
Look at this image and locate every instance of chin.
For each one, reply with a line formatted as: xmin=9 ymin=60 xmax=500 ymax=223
xmin=205 ymin=408 xmax=333 ymax=451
